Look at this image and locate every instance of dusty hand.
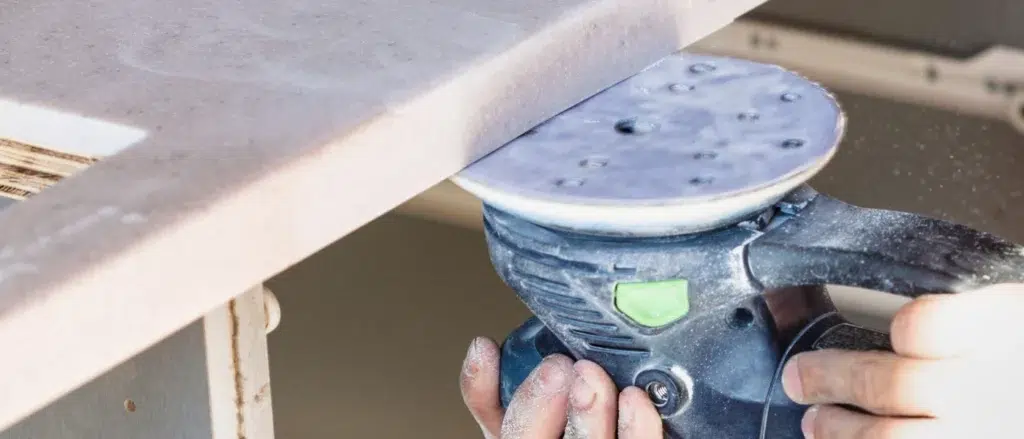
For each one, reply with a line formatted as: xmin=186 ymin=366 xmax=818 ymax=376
xmin=460 ymin=337 xmax=663 ymax=439
xmin=782 ymin=284 xmax=1024 ymax=438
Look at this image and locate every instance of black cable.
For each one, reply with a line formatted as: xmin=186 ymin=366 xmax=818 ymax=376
xmin=758 ymin=312 xmax=839 ymax=439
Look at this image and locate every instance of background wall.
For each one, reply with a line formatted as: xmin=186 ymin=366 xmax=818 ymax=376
xmin=753 ymin=0 xmax=1024 ymax=56
xmin=263 ymin=88 xmax=1024 ymax=438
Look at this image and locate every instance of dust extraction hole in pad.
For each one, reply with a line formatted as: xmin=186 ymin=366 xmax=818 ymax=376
xmin=452 ymin=53 xmax=846 ymax=237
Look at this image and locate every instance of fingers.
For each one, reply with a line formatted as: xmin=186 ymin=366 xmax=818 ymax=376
xmin=891 ymin=284 xmax=1024 ymax=359
xmin=781 ymin=349 xmax=966 ymax=417
xmin=564 ymin=360 xmax=618 ymax=439
xmin=500 ymin=354 xmax=574 ymax=439
xmin=617 ymin=387 xmax=664 ymax=439
xmin=801 ymin=405 xmax=955 ymax=439
xmin=460 ymin=337 xmax=504 ymax=439
xmin=461 ymin=339 xmax=665 ymax=439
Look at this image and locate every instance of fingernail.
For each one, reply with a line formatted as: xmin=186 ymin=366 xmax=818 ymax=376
xmin=533 ymin=356 xmax=570 ymax=396
xmin=570 ymin=375 xmax=596 ymax=410
xmin=781 ymin=355 xmax=804 ymax=403
xmin=801 ymin=406 xmax=818 ymax=439
xmin=462 ymin=338 xmax=485 ymax=377
xmin=467 ymin=337 xmax=485 ymax=357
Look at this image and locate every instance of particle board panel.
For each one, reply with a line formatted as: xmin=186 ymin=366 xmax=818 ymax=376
xmin=0 ymin=0 xmax=766 ymax=430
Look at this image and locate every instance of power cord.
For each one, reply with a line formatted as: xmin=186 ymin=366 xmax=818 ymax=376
xmin=758 ymin=312 xmax=839 ymax=439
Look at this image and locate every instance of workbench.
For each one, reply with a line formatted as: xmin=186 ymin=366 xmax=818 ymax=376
xmin=1 ymin=0 xmax=1022 ymax=437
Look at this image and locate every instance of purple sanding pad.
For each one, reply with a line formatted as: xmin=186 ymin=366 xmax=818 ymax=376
xmin=452 ymin=53 xmax=845 ymax=236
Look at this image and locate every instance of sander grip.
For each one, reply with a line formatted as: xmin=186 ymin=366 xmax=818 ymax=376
xmin=747 ymin=192 xmax=1023 ymax=383
xmin=748 ymin=193 xmax=1024 ymax=297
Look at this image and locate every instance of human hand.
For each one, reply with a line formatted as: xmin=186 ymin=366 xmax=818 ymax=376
xmin=782 ymin=284 xmax=1024 ymax=438
xmin=459 ymin=337 xmax=663 ymax=439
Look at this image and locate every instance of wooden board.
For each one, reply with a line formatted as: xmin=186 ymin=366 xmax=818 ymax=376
xmin=0 ymin=0 xmax=766 ymax=430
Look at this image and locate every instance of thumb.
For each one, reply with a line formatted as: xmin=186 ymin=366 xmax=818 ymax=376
xmin=890 ymin=284 xmax=1024 ymax=359
xmin=460 ymin=337 xmax=504 ymax=438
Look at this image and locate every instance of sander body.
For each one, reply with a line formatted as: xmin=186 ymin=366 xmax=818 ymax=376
xmin=452 ymin=53 xmax=1024 ymax=438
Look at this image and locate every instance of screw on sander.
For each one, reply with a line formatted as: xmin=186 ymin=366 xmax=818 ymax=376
xmin=453 ymin=52 xmax=1024 ymax=438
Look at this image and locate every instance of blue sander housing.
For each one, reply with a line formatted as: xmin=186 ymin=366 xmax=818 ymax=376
xmin=451 ymin=53 xmax=1024 ymax=438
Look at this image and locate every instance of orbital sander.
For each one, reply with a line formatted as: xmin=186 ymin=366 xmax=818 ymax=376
xmin=451 ymin=53 xmax=1024 ymax=438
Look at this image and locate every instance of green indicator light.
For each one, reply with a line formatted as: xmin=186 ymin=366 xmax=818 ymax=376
xmin=614 ymin=279 xmax=690 ymax=328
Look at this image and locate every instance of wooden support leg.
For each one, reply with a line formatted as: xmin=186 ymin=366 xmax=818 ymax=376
xmin=0 ymin=286 xmax=276 ymax=439
xmin=205 ymin=286 xmax=276 ymax=439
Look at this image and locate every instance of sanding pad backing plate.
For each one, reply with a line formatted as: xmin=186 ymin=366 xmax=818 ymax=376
xmin=453 ymin=53 xmax=845 ymax=236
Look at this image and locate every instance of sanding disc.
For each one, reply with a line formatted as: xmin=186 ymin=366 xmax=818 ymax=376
xmin=452 ymin=53 xmax=845 ymax=237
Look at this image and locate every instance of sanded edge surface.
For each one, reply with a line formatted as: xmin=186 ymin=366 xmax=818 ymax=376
xmin=0 ymin=0 xmax=766 ymax=430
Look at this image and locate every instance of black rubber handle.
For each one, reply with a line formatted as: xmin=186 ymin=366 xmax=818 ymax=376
xmin=748 ymin=190 xmax=1024 ymax=297
xmin=749 ymin=190 xmax=1024 ymax=416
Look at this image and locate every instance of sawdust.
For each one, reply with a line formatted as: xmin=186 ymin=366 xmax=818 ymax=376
xmin=563 ymin=416 xmax=588 ymax=439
